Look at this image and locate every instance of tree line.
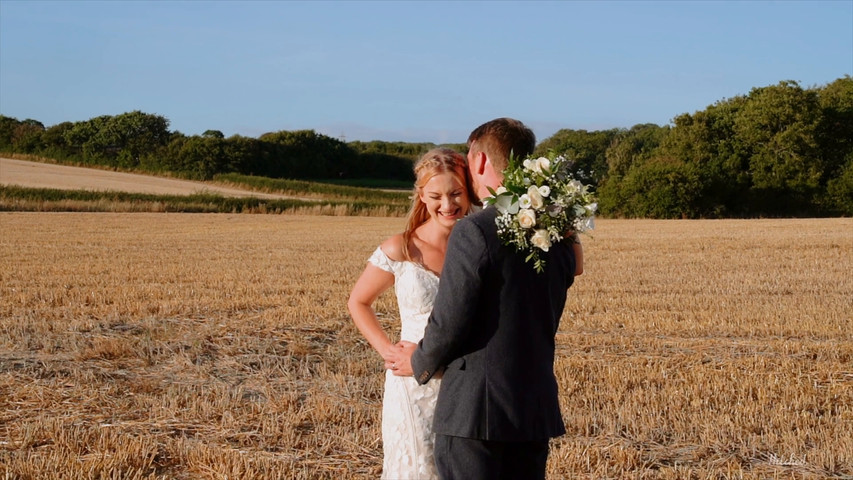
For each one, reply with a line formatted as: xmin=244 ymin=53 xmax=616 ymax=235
xmin=0 ymin=113 xmax=428 ymax=184
xmin=1 ymin=76 xmax=850 ymax=217
xmin=535 ymin=77 xmax=852 ymax=217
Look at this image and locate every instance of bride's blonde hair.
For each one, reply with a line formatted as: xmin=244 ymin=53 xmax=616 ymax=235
xmin=401 ymin=148 xmax=478 ymax=262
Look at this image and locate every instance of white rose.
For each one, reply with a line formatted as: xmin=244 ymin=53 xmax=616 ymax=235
xmin=531 ymin=229 xmax=552 ymax=251
xmin=517 ymin=208 xmax=536 ymax=229
xmin=527 ymin=157 xmax=546 ymax=173
xmin=518 ymin=194 xmax=532 ymax=209
xmin=536 ymin=157 xmax=551 ymax=173
xmin=523 ymin=159 xmax=533 ymax=170
xmin=527 ymin=185 xmax=544 ymax=209
xmin=538 ymin=185 xmax=551 ymax=197
xmin=527 ymin=160 xmax=538 ymax=173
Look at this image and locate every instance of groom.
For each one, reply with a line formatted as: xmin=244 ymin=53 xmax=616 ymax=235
xmin=391 ymin=117 xmax=577 ymax=478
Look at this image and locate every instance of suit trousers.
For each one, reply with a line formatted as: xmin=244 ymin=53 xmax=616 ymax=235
xmin=434 ymin=434 xmax=549 ymax=480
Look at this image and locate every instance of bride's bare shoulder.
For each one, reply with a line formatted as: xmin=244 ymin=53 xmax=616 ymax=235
xmin=380 ymin=234 xmax=406 ymax=262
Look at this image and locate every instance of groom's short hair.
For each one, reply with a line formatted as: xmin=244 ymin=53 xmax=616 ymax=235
xmin=467 ymin=118 xmax=536 ymax=172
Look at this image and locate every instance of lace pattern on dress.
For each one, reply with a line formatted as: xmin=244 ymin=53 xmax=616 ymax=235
xmin=368 ymin=246 xmax=395 ymax=274
xmin=366 ymin=246 xmax=442 ymax=479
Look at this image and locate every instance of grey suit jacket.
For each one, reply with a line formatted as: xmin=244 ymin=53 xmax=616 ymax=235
xmin=411 ymin=206 xmax=575 ymax=442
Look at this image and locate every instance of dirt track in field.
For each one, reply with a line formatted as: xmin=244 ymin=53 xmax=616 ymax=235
xmin=0 ymin=157 xmax=297 ymax=200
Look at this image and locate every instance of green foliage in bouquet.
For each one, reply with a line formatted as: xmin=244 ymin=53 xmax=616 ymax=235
xmin=484 ymin=152 xmax=597 ymax=273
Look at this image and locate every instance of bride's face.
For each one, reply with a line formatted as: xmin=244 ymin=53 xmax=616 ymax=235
xmin=419 ymin=170 xmax=470 ymax=228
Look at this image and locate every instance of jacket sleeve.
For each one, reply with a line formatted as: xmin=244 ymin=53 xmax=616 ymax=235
xmin=411 ymin=217 xmax=488 ymax=384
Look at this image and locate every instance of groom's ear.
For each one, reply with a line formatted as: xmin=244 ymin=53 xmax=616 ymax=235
xmin=472 ymin=151 xmax=487 ymax=175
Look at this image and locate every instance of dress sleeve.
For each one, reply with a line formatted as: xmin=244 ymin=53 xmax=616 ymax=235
xmin=367 ymin=247 xmax=395 ymax=274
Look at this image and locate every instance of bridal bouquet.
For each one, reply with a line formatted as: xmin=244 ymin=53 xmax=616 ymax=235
xmin=483 ymin=152 xmax=597 ymax=273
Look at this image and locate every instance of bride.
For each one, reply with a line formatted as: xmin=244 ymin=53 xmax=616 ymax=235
xmin=347 ymin=148 xmax=477 ymax=479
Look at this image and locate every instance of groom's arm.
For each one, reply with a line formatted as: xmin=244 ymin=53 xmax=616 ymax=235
xmin=408 ymin=218 xmax=487 ymax=384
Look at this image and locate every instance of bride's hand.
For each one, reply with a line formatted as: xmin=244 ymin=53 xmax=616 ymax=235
xmin=380 ymin=343 xmax=404 ymax=365
xmin=385 ymin=341 xmax=416 ymax=376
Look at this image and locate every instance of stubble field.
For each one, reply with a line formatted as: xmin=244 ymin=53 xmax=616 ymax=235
xmin=1 ymin=213 xmax=851 ymax=479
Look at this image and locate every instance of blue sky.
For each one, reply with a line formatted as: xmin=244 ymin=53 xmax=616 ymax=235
xmin=1 ymin=0 xmax=851 ymax=144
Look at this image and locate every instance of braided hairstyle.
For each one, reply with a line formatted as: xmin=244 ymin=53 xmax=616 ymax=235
xmin=401 ymin=148 xmax=478 ymax=262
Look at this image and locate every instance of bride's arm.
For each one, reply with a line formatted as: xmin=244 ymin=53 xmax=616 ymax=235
xmin=573 ymin=237 xmax=584 ymax=276
xmin=563 ymin=232 xmax=584 ymax=276
xmin=347 ymin=264 xmax=399 ymax=363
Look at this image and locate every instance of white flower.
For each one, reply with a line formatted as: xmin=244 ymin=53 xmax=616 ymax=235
xmin=531 ymin=229 xmax=552 ymax=251
xmin=574 ymin=215 xmax=595 ymax=232
xmin=526 ymin=156 xmax=550 ymax=174
xmin=517 ymin=208 xmax=536 ymax=229
xmin=568 ymin=180 xmax=583 ymax=193
xmin=485 ymin=151 xmax=596 ymax=273
xmin=527 ymin=185 xmax=544 ymax=209
xmin=526 ymin=158 xmax=540 ymax=173
xmin=494 ymin=194 xmax=519 ymax=214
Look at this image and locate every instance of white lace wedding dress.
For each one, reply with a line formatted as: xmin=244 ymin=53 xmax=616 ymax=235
xmin=368 ymin=247 xmax=442 ymax=480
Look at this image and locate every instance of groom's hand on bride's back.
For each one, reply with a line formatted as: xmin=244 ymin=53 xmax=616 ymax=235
xmin=386 ymin=341 xmax=417 ymax=376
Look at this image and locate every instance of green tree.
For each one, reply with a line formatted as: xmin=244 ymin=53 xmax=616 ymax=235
xmin=604 ymin=123 xmax=669 ymax=180
xmin=40 ymin=121 xmax=75 ymax=159
xmin=203 ymin=129 xmax=225 ymax=139
xmin=603 ymin=158 xmax=703 ymax=218
xmin=224 ymin=134 xmax=263 ymax=176
xmin=535 ymin=128 xmax=618 ymax=185
xmin=735 ymin=81 xmax=822 ymax=212
xmin=12 ymin=119 xmax=46 ymax=153
xmin=105 ymin=111 xmax=171 ymax=168
xmin=171 ymin=135 xmax=233 ymax=180
xmin=0 ymin=115 xmax=21 ymax=151
xmin=815 ymin=76 xmax=853 ymax=184
xmin=63 ymin=115 xmax=113 ymax=164
xmin=346 ymin=140 xmax=427 ymax=180
xmin=61 ymin=112 xmax=169 ymax=168
xmin=824 ymin=155 xmax=853 ymax=215
xmin=348 ymin=140 xmax=436 ymax=161
xmin=260 ymin=130 xmax=357 ymax=179
xmin=597 ymin=124 xmax=672 ymax=217
xmin=658 ymin=96 xmax=750 ymax=216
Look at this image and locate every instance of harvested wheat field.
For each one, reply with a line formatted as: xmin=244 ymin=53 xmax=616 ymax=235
xmin=0 ymin=158 xmax=299 ymax=200
xmin=0 ymin=213 xmax=851 ymax=479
